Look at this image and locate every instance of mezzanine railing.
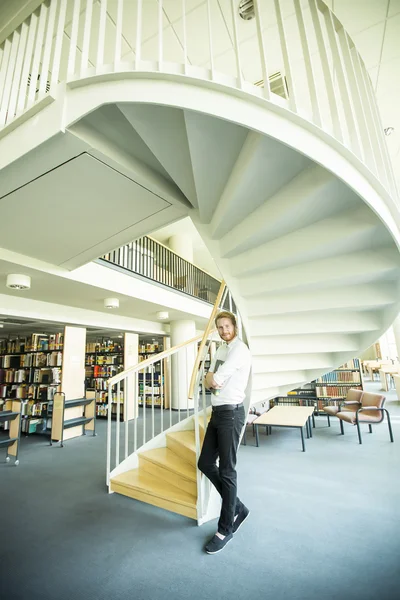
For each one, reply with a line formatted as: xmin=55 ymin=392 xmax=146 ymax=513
xmin=100 ymin=236 xmax=221 ymax=304
xmin=0 ymin=0 xmax=397 ymax=203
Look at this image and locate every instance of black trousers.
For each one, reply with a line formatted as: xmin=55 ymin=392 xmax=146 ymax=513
xmin=198 ymin=404 xmax=245 ymax=536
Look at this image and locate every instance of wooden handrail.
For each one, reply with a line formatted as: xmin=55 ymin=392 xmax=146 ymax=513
xmin=188 ymin=280 xmax=226 ymax=399
xmin=108 ymin=333 xmax=204 ymax=386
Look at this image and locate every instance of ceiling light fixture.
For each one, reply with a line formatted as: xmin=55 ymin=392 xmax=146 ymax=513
xmin=104 ymin=297 xmax=119 ymax=309
xmin=384 ymin=127 xmax=395 ymax=136
xmin=156 ymin=311 xmax=169 ymax=320
xmin=6 ymin=274 xmax=31 ymax=290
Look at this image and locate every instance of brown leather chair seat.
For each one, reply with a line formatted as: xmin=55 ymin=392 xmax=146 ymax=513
xmin=336 ymin=391 xmax=394 ymax=444
xmin=323 ymin=388 xmax=363 ymax=426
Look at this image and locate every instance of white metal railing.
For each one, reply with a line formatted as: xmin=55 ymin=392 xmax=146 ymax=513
xmin=105 ymin=332 xmax=204 ymax=486
xmin=0 ymin=0 xmax=397 ymax=202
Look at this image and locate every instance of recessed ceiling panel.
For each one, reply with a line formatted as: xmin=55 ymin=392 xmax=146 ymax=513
xmin=0 ymin=153 xmax=171 ymax=266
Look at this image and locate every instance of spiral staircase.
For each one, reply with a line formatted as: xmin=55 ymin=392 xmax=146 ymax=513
xmin=0 ymin=0 xmax=400 ymax=523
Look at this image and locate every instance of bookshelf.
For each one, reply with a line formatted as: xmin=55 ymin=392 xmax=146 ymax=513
xmin=272 ymin=359 xmax=363 ymax=415
xmin=85 ymin=334 xmax=171 ymax=418
xmin=86 ymin=333 xmax=140 ymax=421
xmin=0 ymin=334 xmax=64 ymax=436
xmin=314 ymin=359 xmax=363 ymax=411
xmin=85 ymin=340 xmax=124 ymax=419
xmin=138 ymin=340 xmax=165 ymax=409
xmin=1 ymin=326 xmax=88 ymax=444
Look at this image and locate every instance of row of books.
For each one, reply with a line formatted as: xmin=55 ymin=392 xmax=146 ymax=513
xmin=86 ymin=342 xmax=123 ymax=353
xmin=86 ymin=354 xmax=123 ymax=366
xmin=316 ymin=371 xmax=362 ymax=384
xmin=139 ymin=385 xmax=162 ymax=395
xmin=0 ymin=333 xmax=64 ymax=354
xmin=139 ymin=396 xmax=162 ymax=406
xmin=316 ymin=385 xmax=362 ymax=398
xmin=96 ymin=391 xmax=125 ymax=404
xmin=91 ymin=365 xmax=121 ymax=378
xmin=140 ymin=342 xmax=163 ymax=353
xmin=338 ymin=359 xmax=360 ymax=370
xmin=0 ymin=384 xmax=59 ymax=400
xmin=0 ymin=351 xmax=62 ymax=368
xmin=96 ymin=404 xmax=124 ymax=417
xmin=21 ymin=400 xmax=51 ymax=417
xmin=0 ymin=367 xmax=61 ymax=384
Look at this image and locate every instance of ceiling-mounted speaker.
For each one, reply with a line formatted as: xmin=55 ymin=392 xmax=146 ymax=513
xmin=104 ymin=297 xmax=119 ymax=309
xmin=6 ymin=274 xmax=31 ymax=290
xmin=156 ymin=311 xmax=169 ymax=320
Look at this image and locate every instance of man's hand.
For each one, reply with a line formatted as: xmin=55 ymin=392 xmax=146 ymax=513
xmin=204 ymin=372 xmax=222 ymax=390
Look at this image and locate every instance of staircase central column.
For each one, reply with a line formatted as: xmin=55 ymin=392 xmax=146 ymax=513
xmin=170 ymin=320 xmax=197 ymax=410
xmin=168 ymin=234 xmax=196 ymax=411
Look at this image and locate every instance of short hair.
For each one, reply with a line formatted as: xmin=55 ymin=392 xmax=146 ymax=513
xmin=215 ymin=311 xmax=237 ymax=329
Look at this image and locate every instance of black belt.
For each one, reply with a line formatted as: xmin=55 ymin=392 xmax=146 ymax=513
xmin=212 ymin=403 xmax=244 ymax=412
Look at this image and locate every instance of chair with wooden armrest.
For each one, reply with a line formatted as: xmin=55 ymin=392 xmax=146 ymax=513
xmin=323 ymin=388 xmax=363 ymax=426
xmin=336 ymin=391 xmax=394 ymax=444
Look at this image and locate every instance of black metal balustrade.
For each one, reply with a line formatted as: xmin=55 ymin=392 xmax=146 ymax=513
xmin=100 ymin=237 xmax=222 ymax=305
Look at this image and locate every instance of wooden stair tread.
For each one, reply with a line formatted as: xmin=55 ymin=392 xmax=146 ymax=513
xmin=140 ymin=447 xmax=197 ymax=482
xmin=111 ymin=469 xmax=197 ymax=508
xmin=166 ymin=430 xmax=196 ymax=452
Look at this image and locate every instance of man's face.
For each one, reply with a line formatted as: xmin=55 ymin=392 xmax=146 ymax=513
xmin=217 ymin=317 xmax=236 ymax=343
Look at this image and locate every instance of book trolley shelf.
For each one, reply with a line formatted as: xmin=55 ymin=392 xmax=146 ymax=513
xmin=50 ymin=391 xmax=96 ymax=447
xmin=272 ymin=359 xmax=363 ymax=416
xmin=0 ymin=399 xmax=22 ymax=465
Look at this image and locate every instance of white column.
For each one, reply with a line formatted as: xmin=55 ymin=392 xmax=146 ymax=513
xmin=124 ymin=332 xmax=139 ymax=420
xmin=170 ymin=319 xmax=196 ymax=410
xmin=168 ymin=234 xmax=194 ymax=263
xmin=391 ymin=315 xmax=400 ymax=362
xmin=378 ymin=328 xmax=393 ymax=361
xmin=169 ymin=233 xmax=194 ymax=293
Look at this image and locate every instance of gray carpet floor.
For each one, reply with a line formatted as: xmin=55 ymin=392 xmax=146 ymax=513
xmin=1 ymin=378 xmax=400 ymax=600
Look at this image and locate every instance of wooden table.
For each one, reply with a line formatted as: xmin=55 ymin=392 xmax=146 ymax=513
xmin=253 ymin=406 xmax=315 ymax=452
xmin=379 ymin=366 xmax=400 ymax=391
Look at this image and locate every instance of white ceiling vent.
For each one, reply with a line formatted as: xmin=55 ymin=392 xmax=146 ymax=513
xmin=239 ymin=0 xmax=255 ymax=20
xmin=255 ymin=72 xmax=289 ymax=99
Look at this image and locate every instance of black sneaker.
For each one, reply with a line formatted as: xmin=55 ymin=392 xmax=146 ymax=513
xmin=204 ymin=533 xmax=233 ymax=554
xmin=233 ymin=506 xmax=250 ymax=534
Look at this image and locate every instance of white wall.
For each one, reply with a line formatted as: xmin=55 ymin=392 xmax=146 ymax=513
xmin=0 ymin=0 xmax=43 ymax=44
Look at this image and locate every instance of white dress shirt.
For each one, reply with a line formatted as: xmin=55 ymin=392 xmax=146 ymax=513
xmin=209 ymin=336 xmax=252 ymax=406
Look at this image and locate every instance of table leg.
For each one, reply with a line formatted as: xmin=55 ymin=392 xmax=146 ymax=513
xmin=308 ymin=416 xmax=313 ymax=438
xmin=312 ymin=413 xmax=315 ymax=428
xmin=306 ymin=420 xmax=309 ymax=439
xmin=255 ymin=425 xmax=259 ymax=447
xmin=300 ymin=427 xmax=305 ymax=452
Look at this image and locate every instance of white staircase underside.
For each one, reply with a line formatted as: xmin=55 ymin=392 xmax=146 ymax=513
xmin=1 ymin=77 xmax=400 ymax=402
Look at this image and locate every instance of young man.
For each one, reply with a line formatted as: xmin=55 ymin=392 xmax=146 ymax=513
xmin=198 ymin=310 xmax=252 ymax=554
